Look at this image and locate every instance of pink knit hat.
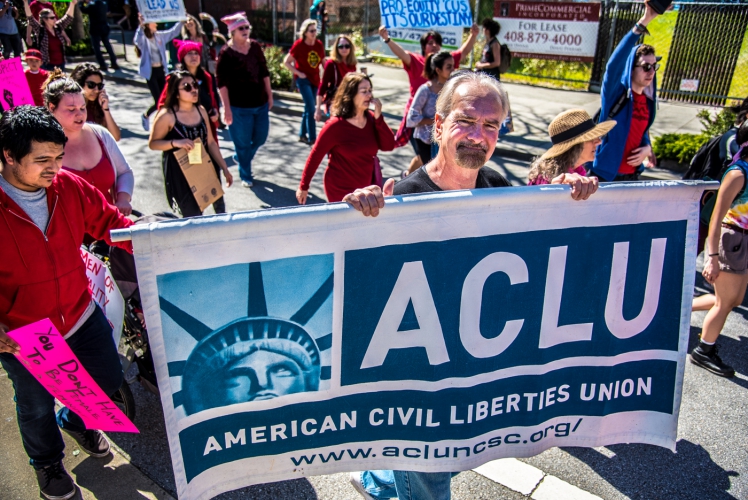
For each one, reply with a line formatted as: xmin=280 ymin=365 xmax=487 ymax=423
xmin=173 ymin=39 xmax=202 ymax=63
xmin=221 ymin=12 xmax=250 ymax=33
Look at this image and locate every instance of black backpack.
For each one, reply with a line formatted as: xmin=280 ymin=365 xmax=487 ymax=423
xmin=682 ymin=134 xmax=727 ymax=180
xmin=499 ymin=44 xmax=511 ymax=74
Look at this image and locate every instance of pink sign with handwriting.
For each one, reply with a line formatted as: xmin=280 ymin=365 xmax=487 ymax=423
xmin=0 ymin=57 xmax=34 ymax=110
xmin=6 ymin=319 xmax=138 ymax=433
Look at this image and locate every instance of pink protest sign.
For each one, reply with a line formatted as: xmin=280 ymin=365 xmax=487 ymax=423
xmin=6 ymin=319 xmax=139 ymax=433
xmin=0 ymin=57 xmax=35 ymax=111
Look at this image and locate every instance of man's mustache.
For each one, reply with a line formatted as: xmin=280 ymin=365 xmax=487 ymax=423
xmin=456 ymin=142 xmax=488 ymax=153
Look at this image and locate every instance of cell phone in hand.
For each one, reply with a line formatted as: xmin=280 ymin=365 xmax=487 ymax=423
xmin=647 ymin=0 xmax=672 ymax=15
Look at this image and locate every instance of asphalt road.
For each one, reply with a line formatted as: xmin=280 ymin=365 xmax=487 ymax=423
xmin=1 ymin=78 xmax=745 ymax=500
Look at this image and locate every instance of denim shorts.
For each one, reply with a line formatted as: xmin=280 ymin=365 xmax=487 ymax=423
xmin=719 ymin=224 xmax=748 ymax=274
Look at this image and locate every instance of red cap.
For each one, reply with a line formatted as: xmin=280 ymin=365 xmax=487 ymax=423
xmin=25 ymin=49 xmax=42 ymax=60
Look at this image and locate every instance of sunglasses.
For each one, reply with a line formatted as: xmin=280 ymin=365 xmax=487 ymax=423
xmin=84 ymin=80 xmax=105 ymax=90
xmin=180 ymin=83 xmax=198 ymax=92
xmin=637 ymin=62 xmax=660 ymax=73
xmin=237 ymin=25 xmax=250 ymax=31
xmin=337 ymin=43 xmax=351 ymax=49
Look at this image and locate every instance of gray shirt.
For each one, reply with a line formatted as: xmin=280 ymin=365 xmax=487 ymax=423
xmin=407 ymin=82 xmax=439 ymax=144
xmin=0 ymin=174 xmax=49 ymax=233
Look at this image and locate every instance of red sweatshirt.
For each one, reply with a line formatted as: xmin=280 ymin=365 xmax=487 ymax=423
xmin=300 ymin=112 xmax=396 ymax=202
xmin=0 ymin=170 xmax=133 ymax=336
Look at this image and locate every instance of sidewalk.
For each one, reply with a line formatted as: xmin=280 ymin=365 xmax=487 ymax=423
xmin=97 ymin=42 xmax=707 ymax=182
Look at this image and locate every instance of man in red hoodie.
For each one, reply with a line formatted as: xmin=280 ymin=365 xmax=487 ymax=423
xmin=0 ymin=106 xmax=133 ymax=500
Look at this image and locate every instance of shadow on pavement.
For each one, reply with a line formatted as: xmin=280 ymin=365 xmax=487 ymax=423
xmin=563 ymin=440 xmax=739 ymax=499
xmin=71 ymin=453 xmax=170 ymax=500
xmin=250 ymin=179 xmax=326 ymax=209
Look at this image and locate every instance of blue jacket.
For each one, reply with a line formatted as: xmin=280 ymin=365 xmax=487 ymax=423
xmin=134 ymin=22 xmax=183 ymax=80
xmin=591 ymin=29 xmax=657 ymax=181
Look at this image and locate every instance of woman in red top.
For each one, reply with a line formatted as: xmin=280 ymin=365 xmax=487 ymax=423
xmin=43 ymin=71 xmax=134 ymax=215
xmin=23 ymin=0 xmax=76 ymax=70
xmin=315 ymin=34 xmax=357 ymax=122
xmin=284 ymin=19 xmax=325 ymax=145
xmin=70 ymin=63 xmax=122 ymax=141
xmin=297 ymin=73 xmax=395 ymax=204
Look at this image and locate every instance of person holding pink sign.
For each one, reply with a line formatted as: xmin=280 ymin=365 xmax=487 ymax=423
xmin=0 ymin=106 xmax=134 ymax=500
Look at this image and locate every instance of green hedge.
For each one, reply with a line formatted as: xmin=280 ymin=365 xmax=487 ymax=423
xmin=265 ymin=45 xmax=293 ymax=91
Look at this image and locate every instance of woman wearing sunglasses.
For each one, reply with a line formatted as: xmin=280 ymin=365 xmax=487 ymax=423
xmin=70 ymin=63 xmax=121 ymax=141
xmin=315 ymin=35 xmax=357 ymax=122
xmin=156 ymin=40 xmax=220 ymax=143
xmin=42 ymin=70 xmax=134 ymax=216
xmin=149 ymin=70 xmax=233 ymax=217
xmin=23 ymin=0 xmax=77 ymax=70
xmin=284 ymin=19 xmax=325 ymax=145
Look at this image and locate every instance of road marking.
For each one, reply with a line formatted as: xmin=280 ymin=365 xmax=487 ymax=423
xmin=473 ymin=458 xmax=602 ymax=499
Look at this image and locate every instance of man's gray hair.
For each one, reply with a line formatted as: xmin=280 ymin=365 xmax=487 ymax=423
xmin=435 ymin=70 xmax=510 ymax=122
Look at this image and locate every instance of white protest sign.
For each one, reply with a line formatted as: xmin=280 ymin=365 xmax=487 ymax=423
xmin=135 ymin=0 xmax=186 ymax=23
xmin=380 ymin=0 xmax=473 ymax=30
xmin=80 ymin=248 xmax=125 ymax=347
xmin=495 ymin=1 xmax=600 ymax=62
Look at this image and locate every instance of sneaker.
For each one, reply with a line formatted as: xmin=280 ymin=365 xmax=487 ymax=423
xmin=35 ymin=461 xmax=76 ymax=500
xmin=62 ymin=428 xmax=111 ymax=458
xmin=690 ymin=343 xmax=735 ymax=378
xmin=349 ymin=472 xmax=376 ymax=500
xmin=111 ymin=62 xmax=120 ymax=70
xmin=141 ymin=114 xmax=150 ymax=132
xmin=298 ymin=135 xmax=309 ymax=144
xmin=241 ymin=180 xmax=253 ymax=188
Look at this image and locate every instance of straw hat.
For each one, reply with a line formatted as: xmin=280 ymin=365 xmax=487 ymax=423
xmin=540 ymin=109 xmax=616 ymax=160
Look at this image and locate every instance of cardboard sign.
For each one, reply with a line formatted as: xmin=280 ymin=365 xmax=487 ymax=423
xmin=80 ymin=248 xmax=125 ymax=347
xmin=135 ymin=0 xmax=186 ymax=23
xmin=6 ymin=319 xmax=139 ymax=433
xmin=380 ymin=0 xmax=472 ymax=29
xmin=127 ymin=181 xmax=708 ymax=499
xmin=0 ymin=57 xmax=35 ymax=111
xmin=173 ymin=138 xmax=223 ymax=212
xmin=494 ymin=1 xmax=601 ymax=62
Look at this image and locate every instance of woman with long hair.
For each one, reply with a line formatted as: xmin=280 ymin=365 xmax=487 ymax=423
xmin=156 ymin=39 xmax=219 ymax=142
xmin=284 ymin=19 xmax=325 ymax=144
xmin=182 ymin=14 xmax=212 ymax=71
xmin=23 ymin=0 xmax=76 ymax=70
xmin=475 ymin=18 xmax=502 ymax=80
xmin=216 ymin=12 xmax=272 ymax=187
xmin=406 ymin=51 xmax=454 ymax=168
xmin=149 ymin=70 xmax=233 ymax=217
xmin=693 ymin=121 xmax=748 ymax=379
xmin=134 ymin=13 xmax=184 ymax=131
xmin=297 ymin=73 xmax=395 ymax=204
xmin=527 ymin=109 xmax=615 ymax=185
xmin=315 ymin=34 xmax=357 ymax=121
xmin=43 ymin=70 xmax=134 ymax=215
xmin=70 ymin=63 xmax=121 ymax=141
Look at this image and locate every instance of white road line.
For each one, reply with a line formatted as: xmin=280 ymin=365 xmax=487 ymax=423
xmin=473 ymin=458 xmax=602 ymax=499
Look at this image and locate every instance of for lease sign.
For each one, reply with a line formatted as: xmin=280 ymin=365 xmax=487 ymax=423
xmin=494 ymin=1 xmax=601 ymax=62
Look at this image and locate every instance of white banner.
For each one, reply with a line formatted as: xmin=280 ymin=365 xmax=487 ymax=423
xmin=122 ymin=181 xmax=707 ymax=499
xmin=135 ymin=0 xmax=186 ymax=23
xmin=495 ymin=1 xmax=600 ymax=62
xmin=81 ymin=248 xmax=125 ymax=347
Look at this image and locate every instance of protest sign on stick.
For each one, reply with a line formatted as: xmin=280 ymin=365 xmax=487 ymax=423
xmin=135 ymin=0 xmax=186 ymax=23
xmin=6 ymin=319 xmax=138 ymax=434
xmin=380 ymin=0 xmax=473 ymax=29
xmin=0 ymin=57 xmax=35 ymax=111
xmin=120 ymin=181 xmax=708 ymax=499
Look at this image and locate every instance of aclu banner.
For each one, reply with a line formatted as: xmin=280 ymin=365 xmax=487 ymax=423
xmin=126 ymin=182 xmax=705 ymax=499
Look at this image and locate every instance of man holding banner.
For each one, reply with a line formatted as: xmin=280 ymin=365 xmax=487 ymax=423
xmin=0 ymin=106 xmax=134 ymax=500
xmin=378 ymin=21 xmax=479 ymax=176
xmin=344 ymin=71 xmax=597 ymax=500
